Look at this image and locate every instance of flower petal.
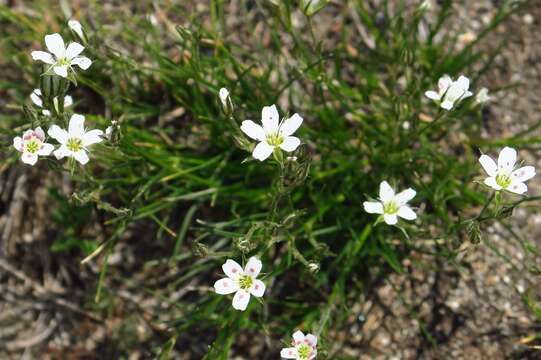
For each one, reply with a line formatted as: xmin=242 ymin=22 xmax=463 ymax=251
xmin=222 ymin=259 xmax=243 ymax=280
xmin=511 ymin=166 xmax=535 ymax=183
xmin=31 ymin=51 xmax=55 ymax=64
xmin=395 ymin=188 xmax=416 ymax=205
xmin=240 ymin=120 xmax=265 ymax=141
xmin=279 ymin=136 xmax=300 ymax=152
xmin=30 ymin=89 xmax=43 ymax=107
xmin=292 ymin=330 xmax=305 ymax=344
xmin=440 ymin=100 xmax=453 ymax=110
xmin=305 ymin=334 xmax=317 ymax=347
xmin=21 ymin=152 xmax=38 ymax=165
xmin=232 ymin=290 xmax=250 ymax=311
xmin=498 ymin=147 xmax=517 ymax=173
xmin=73 ymin=150 xmax=89 ymax=165
xmin=54 ymin=146 xmax=71 ymax=160
xmin=13 ymin=137 xmax=23 ymax=152
xmin=424 ymin=90 xmax=440 ymax=101
xmin=69 ymin=114 xmax=86 ymax=138
xmin=64 ymin=95 xmax=74 ymax=108
xmin=249 ymin=279 xmax=265 ymax=298
xmin=506 ymin=181 xmax=527 ymax=195
xmin=45 ymin=33 xmax=65 ymax=59
xmin=279 ymin=113 xmax=303 ymax=136
xmin=37 ymin=143 xmax=54 ymax=156
xmin=34 ymin=127 xmax=45 ymax=141
xmin=280 ymin=347 xmax=298 ymax=359
xmin=484 ymin=177 xmax=502 ymax=190
xmin=383 ymin=213 xmax=398 ymax=225
xmin=82 ymin=129 xmax=104 ymax=146
xmin=363 ymin=201 xmax=383 ymax=214
xmin=379 ymin=181 xmax=394 ymax=202
xmin=48 ymin=125 xmax=68 ymax=144
xmin=479 ymin=154 xmax=497 ymax=177
xmin=53 ymin=65 xmax=69 ymax=78
xmin=252 ymin=141 xmax=274 ymax=161
xmin=66 ymin=42 xmax=84 ymax=60
xmin=244 ymin=257 xmax=262 ymax=277
xmin=438 ymin=75 xmax=452 ymax=93
xmin=455 ymin=75 xmax=470 ymax=90
xmin=71 ymin=56 xmax=92 ymax=70
xmin=261 ymin=104 xmax=279 ymax=132
xmin=214 ymin=278 xmax=239 ymax=295
xmin=397 ymin=206 xmax=417 ymax=220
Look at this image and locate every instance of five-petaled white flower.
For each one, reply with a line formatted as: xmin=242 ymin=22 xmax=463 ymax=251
xmin=425 ymin=75 xmax=473 ymax=110
xmin=363 ymin=181 xmax=417 ymax=225
xmin=479 ymin=147 xmax=535 ymax=194
xmin=280 ymin=330 xmax=317 ymax=360
xmin=240 ymin=105 xmax=302 ymax=161
xmin=31 ymin=33 xmax=92 ymax=78
xmin=30 ymin=89 xmax=73 ymax=116
xmin=214 ymin=257 xmax=266 ymax=311
xmin=13 ymin=127 xmax=54 ymax=166
xmin=48 ymin=114 xmax=103 ymax=165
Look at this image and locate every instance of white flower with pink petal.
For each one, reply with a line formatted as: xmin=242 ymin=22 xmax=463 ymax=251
xmin=31 ymin=33 xmax=92 ymax=78
xmin=48 ymin=114 xmax=103 ymax=165
xmin=13 ymin=127 xmax=54 ymax=166
xmin=214 ymin=257 xmax=265 ymax=311
xmin=240 ymin=105 xmax=302 ymax=161
xmin=280 ymin=330 xmax=317 ymax=360
xmin=479 ymin=147 xmax=536 ymax=194
xmin=363 ymin=181 xmax=417 ymax=225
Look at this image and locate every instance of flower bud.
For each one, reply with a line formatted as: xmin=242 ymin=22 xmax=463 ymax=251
xmin=68 ymin=20 xmax=87 ymax=45
xmin=218 ymin=87 xmax=234 ymax=116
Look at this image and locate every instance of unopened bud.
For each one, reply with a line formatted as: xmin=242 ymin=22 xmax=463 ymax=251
xmin=68 ymin=20 xmax=87 ymax=45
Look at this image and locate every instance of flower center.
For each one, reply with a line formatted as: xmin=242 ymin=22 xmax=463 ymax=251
xmin=57 ymin=57 xmax=70 ymax=66
xmin=266 ymin=132 xmax=284 ymax=146
xmin=66 ymin=137 xmax=83 ymax=152
xmin=238 ymin=275 xmax=253 ymax=290
xmin=495 ymin=173 xmax=512 ymax=188
xmin=383 ymin=201 xmax=399 ymax=215
xmin=25 ymin=139 xmax=40 ymax=154
xmin=297 ymin=344 xmax=312 ymax=360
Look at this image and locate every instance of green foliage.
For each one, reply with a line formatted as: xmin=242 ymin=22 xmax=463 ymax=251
xmin=0 ymin=0 xmax=538 ymax=358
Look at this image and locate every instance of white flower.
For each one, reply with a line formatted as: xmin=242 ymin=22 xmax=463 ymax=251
xmin=240 ymin=105 xmax=303 ymax=161
xmin=31 ymin=33 xmax=92 ymax=78
xmin=13 ymin=127 xmax=54 ymax=165
xmin=425 ymin=75 xmax=473 ymax=110
xmin=219 ymin=88 xmax=230 ymax=107
xmin=479 ymin=147 xmax=535 ymax=194
xmin=475 ymin=87 xmax=490 ymax=104
xmin=280 ymin=330 xmax=317 ymax=360
xmin=363 ymin=181 xmax=417 ymax=225
xmin=30 ymin=89 xmax=73 ymax=116
xmin=214 ymin=257 xmax=266 ymax=311
xmin=68 ymin=20 xmax=85 ymax=41
xmin=48 ymin=114 xmax=103 ymax=165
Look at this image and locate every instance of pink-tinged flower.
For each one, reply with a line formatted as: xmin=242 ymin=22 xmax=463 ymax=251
xmin=31 ymin=33 xmax=92 ymax=78
xmin=280 ymin=330 xmax=317 ymax=360
xmin=363 ymin=181 xmax=417 ymax=225
xmin=240 ymin=105 xmax=303 ymax=161
xmin=13 ymin=127 xmax=54 ymax=165
xmin=48 ymin=114 xmax=103 ymax=165
xmin=214 ymin=257 xmax=266 ymax=311
xmin=479 ymin=147 xmax=536 ymax=194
